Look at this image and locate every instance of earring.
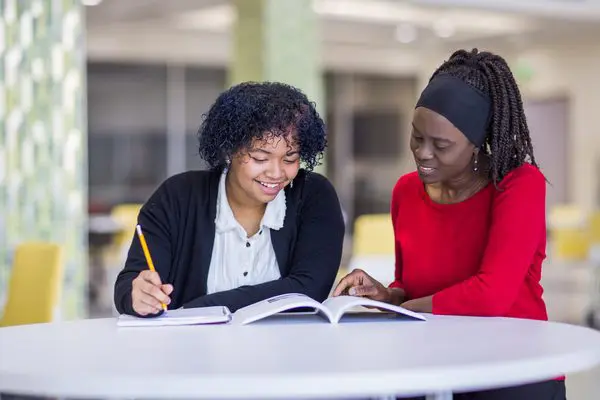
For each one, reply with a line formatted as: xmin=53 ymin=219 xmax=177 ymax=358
xmin=224 ymin=158 xmax=230 ymax=171
xmin=290 ymin=180 xmax=294 ymax=189
xmin=473 ymin=155 xmax=479 ymax=172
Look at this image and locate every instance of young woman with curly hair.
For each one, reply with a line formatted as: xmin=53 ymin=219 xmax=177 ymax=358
xmin=114 ymin=82 xmax=345 ymax=317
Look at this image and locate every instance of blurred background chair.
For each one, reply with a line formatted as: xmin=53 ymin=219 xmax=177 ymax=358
xmin=0 ymin=242 xmax=63 ymax=327
xmin=549 ymin=204 xmax=590 ymax=262
xmin=345 ymin=213 xmax=396 ymax=286
xmin=87 ymin=203 xmax=141 ymax=316
xmin=110 ymin=204 xmax=143 ymax=252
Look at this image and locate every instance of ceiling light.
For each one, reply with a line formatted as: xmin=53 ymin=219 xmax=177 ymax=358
xmin=174 ymin=4 xmax=235 ymax=31
xmin=314 ymin=0 xmax=428 ymax=24
xmin=433 ymin=19 xmax=455 ymax=38
xmin=395 ymin=23 xmax=417 ymax=44
xmin=313 ymin=0 xmax=533 ymax=37
xmin=82 ymin=0 xmax=103 ymax=6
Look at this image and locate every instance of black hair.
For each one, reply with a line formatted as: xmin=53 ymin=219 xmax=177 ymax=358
xmin=197 ymin=81 xmax=326 ymax=171
xmin=429 ymin=48 xmax=538 ymax=184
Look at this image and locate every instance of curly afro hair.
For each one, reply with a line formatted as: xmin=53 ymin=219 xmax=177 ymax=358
xmin=197 ymin=81 xmax=327 ymax=171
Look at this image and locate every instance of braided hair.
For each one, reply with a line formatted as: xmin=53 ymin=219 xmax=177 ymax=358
xmin=429 ymin=48 xmax=537 ymax=184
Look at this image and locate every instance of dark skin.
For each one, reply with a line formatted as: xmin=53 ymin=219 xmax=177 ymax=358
xmin=333 ymin=107 xmax=490 ymax=312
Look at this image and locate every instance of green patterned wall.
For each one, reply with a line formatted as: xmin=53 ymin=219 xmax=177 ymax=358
xmin=230 ymin=0 xmax=325 ymax=174
xmin=230 ymin=0 xmax=322 ymax=109
xmin=0 ymin=0 xmax=87 ymax=318
xmin=264 ymin=0 xmax=322 ymax=112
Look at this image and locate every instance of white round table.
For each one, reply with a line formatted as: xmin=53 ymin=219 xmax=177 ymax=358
xmin=1 ymin=314 xmax=600 ymax=399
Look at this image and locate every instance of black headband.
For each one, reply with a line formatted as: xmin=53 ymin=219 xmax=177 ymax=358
xmin=415 ymin=74 xmax=491 ymax=147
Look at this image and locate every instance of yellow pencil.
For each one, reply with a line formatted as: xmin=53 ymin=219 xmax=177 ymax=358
xmin=136 ymin=224 xmax=167 ymax=312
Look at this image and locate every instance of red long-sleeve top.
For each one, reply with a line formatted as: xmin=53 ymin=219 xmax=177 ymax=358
xmin=390 ymin=163 xmax=548 ymax=320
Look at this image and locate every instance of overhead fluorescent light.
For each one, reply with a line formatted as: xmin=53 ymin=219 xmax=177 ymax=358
xmin=314 ymin=0 xmax=535 ymax=35
xmin=395 ymin=23 xmax=418 ymax=43
xmin=172 ymin=0 xmax=534 ymax=38
xmin=313 ymin=0 xmax=430 ymax=23
xmin=174 ymin=4 xmax=235 ymax=31
xmin=433 ymin=19 xmax=455 ymax=38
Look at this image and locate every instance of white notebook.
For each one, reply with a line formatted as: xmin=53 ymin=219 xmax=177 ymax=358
xmin=117 ymin=306 xmax=231 ymax=327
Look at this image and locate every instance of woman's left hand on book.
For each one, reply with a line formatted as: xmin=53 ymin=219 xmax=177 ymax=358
xmin=332 ymin=269 xmax=390 ymax=302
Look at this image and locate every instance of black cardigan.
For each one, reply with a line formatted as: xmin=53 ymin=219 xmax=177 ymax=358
xmin=114 ymin=168 xmax=345 ymax=316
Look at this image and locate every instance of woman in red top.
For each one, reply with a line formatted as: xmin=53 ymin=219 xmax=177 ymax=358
xmin=334 ymin=49 xmax=566 ymax=400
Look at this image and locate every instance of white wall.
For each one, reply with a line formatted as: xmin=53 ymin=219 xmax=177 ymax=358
xmin=509 ymin=43 xmax=600 ymax=212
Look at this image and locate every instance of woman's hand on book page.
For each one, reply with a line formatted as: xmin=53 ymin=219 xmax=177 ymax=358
xmin=332 ymin=269 xmax=391 ymax=303
xmin=131 ymin=270 xmax=173 ymax=316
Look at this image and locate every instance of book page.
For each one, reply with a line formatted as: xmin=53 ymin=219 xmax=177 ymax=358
xmin=322 ymin=296 xmax=372 ymax=323
xmin=233 ymin=293 xmax=332 ymax=325
xmin=322 ymin=296 xmax=427 ymax=324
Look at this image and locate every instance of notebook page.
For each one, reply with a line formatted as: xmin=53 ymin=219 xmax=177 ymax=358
xmin=117 ymin=306 xmax=231 ymax=327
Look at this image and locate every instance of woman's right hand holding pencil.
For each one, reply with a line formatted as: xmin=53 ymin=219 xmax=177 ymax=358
xmin=131 ymin=270 xmax=173 ymax=316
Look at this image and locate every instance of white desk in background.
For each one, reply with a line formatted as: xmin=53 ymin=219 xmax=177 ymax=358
xmin=1 ymin=314 xmax=600 ymax=399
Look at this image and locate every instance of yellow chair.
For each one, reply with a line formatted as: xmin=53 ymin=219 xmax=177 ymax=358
xmin=352 ymin=213 xmax=395 ymax=256
xmin=347 ymin=214 xmax=396 ymax=286
xmin=588 ymin=211 xmax=600 ymax=244
xmin=103 ymin=203 xmax=142 ymax=270
xmin=548 ymin=205 xmax=590 ymax=261
xmin=0 ymin=242 xmax=63 ymax=327
xmin=110 ymin=203 xmax=143 ymax=248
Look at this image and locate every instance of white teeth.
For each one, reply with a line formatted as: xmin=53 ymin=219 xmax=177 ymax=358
xmin=259 ymin=181 xmax=278 ymax=188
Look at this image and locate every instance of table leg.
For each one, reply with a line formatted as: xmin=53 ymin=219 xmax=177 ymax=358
xmin=426 ymin=391 xmax=453 ymax=400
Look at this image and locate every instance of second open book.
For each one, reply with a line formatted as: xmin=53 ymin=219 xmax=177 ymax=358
xmin=233 ymin=293 xmax=426 ymax=325
xmin=117 ymin=293 xmax=426 ymax=327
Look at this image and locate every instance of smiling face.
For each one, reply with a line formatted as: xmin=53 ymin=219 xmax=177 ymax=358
xmin=227 ymin=133 xmax=300 ymax=206
xmin=410 ymin=106 xmax=477 ymax=185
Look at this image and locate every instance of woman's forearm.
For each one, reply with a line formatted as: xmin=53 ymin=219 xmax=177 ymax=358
xmin=401 ymin=295 xmax=433 ymax=313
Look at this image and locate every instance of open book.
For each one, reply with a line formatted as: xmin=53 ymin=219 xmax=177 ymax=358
xmin=232 ymin=293 xmax=427 ymax=325
xmin=117 ymin=306 xmax=231 ymax=327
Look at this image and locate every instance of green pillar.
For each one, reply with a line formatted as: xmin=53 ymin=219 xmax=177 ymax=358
xmin=229 ymin=0 xmax=326 ymax=174
xmin=0 ymin=0 xmax=87 ymax=319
